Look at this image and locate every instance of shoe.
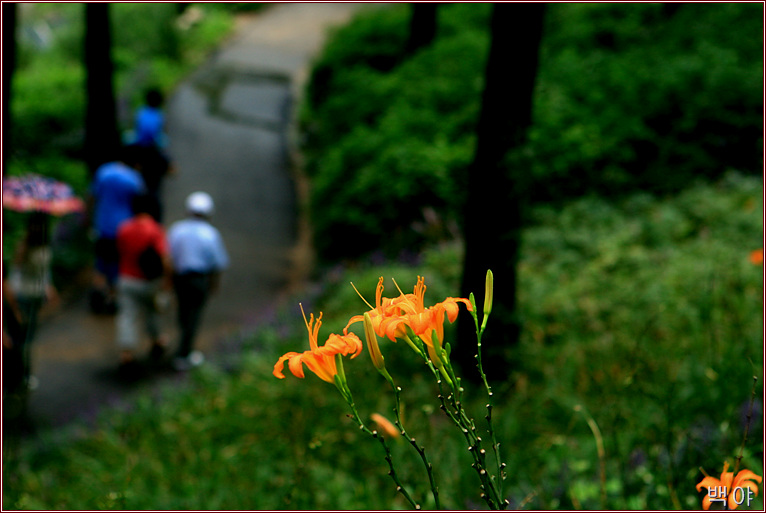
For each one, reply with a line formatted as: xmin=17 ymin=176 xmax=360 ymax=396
xmin=189 ymin=350 xmax=205 ymax=367
xmin=172 ymin=351 xmax=205 ymax=372
xmin=26 ymin=375 xmax=39 ymax=391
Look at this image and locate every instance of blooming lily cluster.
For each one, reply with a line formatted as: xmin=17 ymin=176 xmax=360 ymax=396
xmin=273 ymin=305 xmax=362 ymax=384
xmin=273 ymin=275 xmax=494 ymax=510
xmin=273 ymin=276 xmax=473 ymax=390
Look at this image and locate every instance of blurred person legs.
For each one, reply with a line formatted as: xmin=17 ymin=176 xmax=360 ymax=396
xmin=172 ymin=272 xmax=210 ymax=370
xmin=3 ymin=286 xmax=25 ymax=396
xmin=116 ymin=276 xmax=166 ymax=374
xmin=9 ymin=212 xmax=57 ymax=388
xmin=16 ymin=295 xmax=44 ymax=389
xmin=91 ymin=237 xmax=120 ymax=314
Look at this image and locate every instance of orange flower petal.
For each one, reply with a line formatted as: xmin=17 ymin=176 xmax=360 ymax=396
xmin=439 ymin=297 xmax=474 ymax=322
xmin=696 ymin=476 xmax=723 ymax=493
xmin=734 ymin=469 xmax=763 ymax=491
xmin=287 ymin=352 xmax=309 ymax=379
xmin=273 ymin=351 xmax=299 ymax=379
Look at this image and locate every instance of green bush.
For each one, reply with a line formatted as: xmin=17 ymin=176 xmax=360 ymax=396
xmin=530 ymin=3 xmax=764 ymax=201
xmin=11 ymin=61 xmax=85 ymax=158
xmin=301 ymin=3 xmax=763 ymax=261
xmin=302 ymin=4 xmax=490 ymax=260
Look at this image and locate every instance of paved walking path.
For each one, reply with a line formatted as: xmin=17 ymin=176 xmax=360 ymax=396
xmin=14 ymin=3 xmax=367 ymax=431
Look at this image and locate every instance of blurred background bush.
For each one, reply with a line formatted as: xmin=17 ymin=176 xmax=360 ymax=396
xmin=301 ymin=3 xmax=762 ymax=261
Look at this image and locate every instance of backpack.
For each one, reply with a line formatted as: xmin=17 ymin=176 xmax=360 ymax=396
xmin=137 ymin=244 xmax=164 ymax=280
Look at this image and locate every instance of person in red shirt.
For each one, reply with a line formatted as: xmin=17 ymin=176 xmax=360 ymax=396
xmin=115 ymin=194 xmax=170 ymax=373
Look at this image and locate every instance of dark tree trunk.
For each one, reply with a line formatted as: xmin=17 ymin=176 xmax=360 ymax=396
xmin=3 ymin=2 xmax=17 ymax=174
xmin=84 ymin=3 xmax=120 ymax=176
xmin=406 ymin=3 xmax=439 ymax=55
xmin=456 ymin=3 xmax=546 ymax=383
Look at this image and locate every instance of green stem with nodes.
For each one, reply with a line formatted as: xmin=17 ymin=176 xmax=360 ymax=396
xmin=346 ymin=401 xmax=420 ymax=509
xmin=423 ymin=345 xmax=504 ymax=510
xmin=365 ymin=314 xmax=440 ymax=509
xmin=334 ymin=357 xmax=420 ymax=510
xmin=387 ymin=378 xmax=441 ymax=510
xmin=468 ymin=295 xmax=505 ymax=500
xmin=465 ymin=270 xmax=508 ymax=507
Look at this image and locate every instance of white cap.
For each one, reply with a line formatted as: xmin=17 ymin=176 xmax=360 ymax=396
xmin=185 ymin=191 xmax=214 ymax=217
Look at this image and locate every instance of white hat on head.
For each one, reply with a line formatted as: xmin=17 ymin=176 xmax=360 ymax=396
xmin=186 ymin=191 xmax=214 ymax=217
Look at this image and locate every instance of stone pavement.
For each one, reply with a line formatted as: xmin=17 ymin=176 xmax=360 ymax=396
xmin=13 ymin=3 xmax=369 ymax=431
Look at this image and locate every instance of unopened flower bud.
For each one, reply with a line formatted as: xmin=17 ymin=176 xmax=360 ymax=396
xmin=364 ymin=312 xmax=386 ymax=371
xmin=484 ymin=269 xmax=494 ymax=317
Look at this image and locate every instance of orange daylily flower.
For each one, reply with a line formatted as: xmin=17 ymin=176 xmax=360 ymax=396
xmin=274 ymin=306 xmax=363 ymax=384
xmin=696 ymin=462 xmax=762 ymax=510
xmin=750 ymin=249 xmax=763 ymax=265
xmin=347 ymin=276 xmax=473 ymax=347
xmin=344 ymin=277 xmax=397 ymax=338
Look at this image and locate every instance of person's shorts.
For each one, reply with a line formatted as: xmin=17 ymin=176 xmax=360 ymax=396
xmin=94 ymin=237 xmax=119 ymax=285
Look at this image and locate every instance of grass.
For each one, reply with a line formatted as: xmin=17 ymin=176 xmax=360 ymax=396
xmin=3 ymin=173 xmax=763 ymax=510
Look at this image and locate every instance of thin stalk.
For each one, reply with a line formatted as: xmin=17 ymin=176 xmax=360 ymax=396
xmin=389 ymin=382 xmax=441 ymax=510
xmin=574 ymin=405 xmax=606 ymax=509
xmin=425 ymin=349 xmax=502 ymax=509
xmin=733 ymin=375 xmax=758 ymax=476
xmin=346 ymin=398 xmax=420 ymax=509
xmin=470 ymin=292 xmax=507 ymax=505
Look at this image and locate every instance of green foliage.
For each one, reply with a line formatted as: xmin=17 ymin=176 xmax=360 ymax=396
xmin=530 ymin=3 xmax=764 ymax=201
xmin=4 ymin=178 xmax=762 ymax=510
xmin=11 ymin=61 xmax=85 ymax=159
xmin=514 ymin=173 xmax=763 ymax=509
xmin=303 ymin=4 xmax=490 ymax=260
xmin=301 ymin=3 xmax=763 ymax=261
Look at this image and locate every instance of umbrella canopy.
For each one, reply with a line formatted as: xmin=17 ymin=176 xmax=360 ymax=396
xmin=2 ymin=174 xmax=85 ymax=216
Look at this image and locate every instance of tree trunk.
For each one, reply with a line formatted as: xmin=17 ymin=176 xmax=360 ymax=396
xmin=405 ymin=3 xmax=438 ymax=55
xmin=84 ymin=3 xmax=120 ymax=175
xmin=457 ymin=3 xmax=546 ymax=383
xmin=3 ymin=2 xmax=17 ymax=173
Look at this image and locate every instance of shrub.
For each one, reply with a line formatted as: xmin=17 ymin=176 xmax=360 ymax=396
xmin=301 ymin=3 xmax=763 ymax=261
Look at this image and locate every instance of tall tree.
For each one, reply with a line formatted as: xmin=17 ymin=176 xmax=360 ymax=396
xmin=3 ymin=2 xmax=17 ymax=175
xmin=406 ymin=3 xmax=439 ymax=55
xmin=457 ymin=3 xmax=546 ymax=383
xmin=84 ymin=3 xmax=119 ymax=175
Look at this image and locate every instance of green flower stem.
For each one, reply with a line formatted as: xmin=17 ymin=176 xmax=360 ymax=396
xmin=469 ymin=292 xmax=507 ymax=505
xmin=426 ymin=354 xmax=503 ymax=510
xmin=388 ymin=380 xmax=441 ymax=510
xmin=343 ymin=391 xmax=420 ymax=510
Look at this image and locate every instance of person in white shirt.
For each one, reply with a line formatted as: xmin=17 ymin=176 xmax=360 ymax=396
xmin=167 ymin=192 xmax=229 ymax=370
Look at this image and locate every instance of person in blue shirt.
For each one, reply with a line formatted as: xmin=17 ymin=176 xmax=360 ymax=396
xmin=132 ymin=89 xmax=175 ymax=222
xmin=89 ymin=146 xmax=146 ymax=314
xmin=134 ymin=88 xmax=165 ymax=148
xmin=167 ymin=191 xmax=229 ymax=370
